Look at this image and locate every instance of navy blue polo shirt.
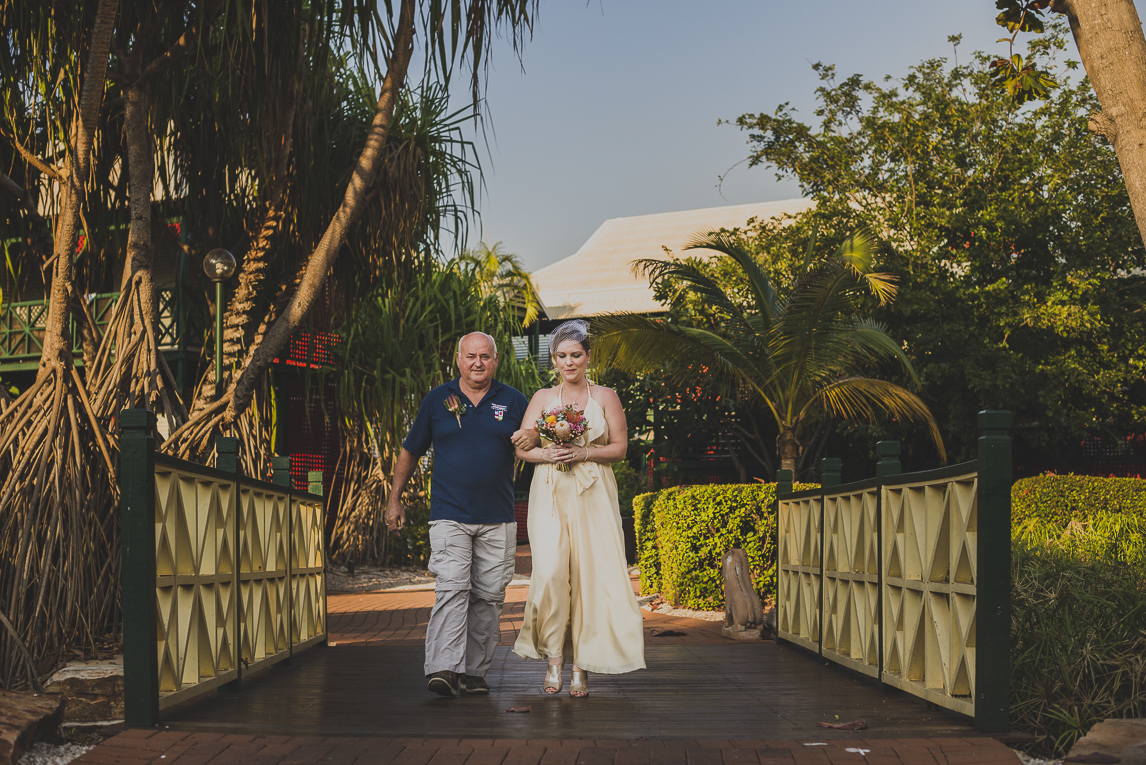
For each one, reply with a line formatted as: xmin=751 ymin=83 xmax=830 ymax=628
xmin=402 ymin=378 xmax=529 ymax=524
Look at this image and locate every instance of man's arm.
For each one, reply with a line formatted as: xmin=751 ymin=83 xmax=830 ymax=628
xmin=511 ymin=428 xmax=540 ymax=450
xmin=385 ymin=448 xmax=420 ymax=531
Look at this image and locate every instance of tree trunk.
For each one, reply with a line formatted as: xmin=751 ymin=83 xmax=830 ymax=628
xmin=777 ymin=425 xmax=800 ymax=475
xmin=1053 ymin=0 xmax=1146 ymax=246
xmin=223 ymin=0 xmax=416 ymax=424
xmin=188 ymin=78 xmax=298 ymax=417
xmin=35 ymin=0 xmax=117 ymax=379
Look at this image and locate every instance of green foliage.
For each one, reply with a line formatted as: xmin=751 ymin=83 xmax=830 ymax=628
xmin=733 ymin=27 xmax=1146 ymax=469
xmin=1011 ymin=536 xmax=1146 ymax=757
xmin=456 ymin=242 xmax=541 ymax=327
xmin=612 ymin=460 xmax=644 ymax=519
xmin=991 ymin=1 xmax=1060 ymax=104
xmin=1012 ymin=475 xmax=1146 ymax=528
xmin=633 ymin=490 xmax=663 ymax=595
xmin=649 ymin=483 xmax=815 ymax=610
xmin=593 ymin=228 xmax=944 ymax=480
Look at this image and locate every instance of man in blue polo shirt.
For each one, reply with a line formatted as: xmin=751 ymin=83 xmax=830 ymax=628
xmin=385 ymin=331 xmax=536 ymax=697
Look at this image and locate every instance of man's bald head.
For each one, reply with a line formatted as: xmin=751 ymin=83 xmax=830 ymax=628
xmin=457 ymin=332 xmax=497 ymax=358
xmin=456 ymin=332 xmax=499 ymax=391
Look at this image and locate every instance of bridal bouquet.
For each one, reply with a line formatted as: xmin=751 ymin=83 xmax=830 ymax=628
xmin=536 ymin=404 xmax=588 ymax=472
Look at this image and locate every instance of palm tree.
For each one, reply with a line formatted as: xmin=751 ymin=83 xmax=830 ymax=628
xmin=592 ymin=230 xmax=945 ymax=477
xmin=458 ymin=241 xmax=542 ymax=327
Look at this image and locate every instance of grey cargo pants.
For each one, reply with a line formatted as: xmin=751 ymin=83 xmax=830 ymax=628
xmin=424 ymin=520 xmax=517 ymax=678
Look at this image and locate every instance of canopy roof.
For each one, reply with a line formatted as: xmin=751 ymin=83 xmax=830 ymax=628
xmin=533 ymin=199 xmax=814 ymax=320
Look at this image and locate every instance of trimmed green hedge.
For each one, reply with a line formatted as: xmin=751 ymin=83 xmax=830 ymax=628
xmin=648 ymin=483 xmax=816 ymax=611
xmin=633 ymin=490 xmax=663 ymax=595
xmin=1012 ymin=474 xmax=1146 ymax=527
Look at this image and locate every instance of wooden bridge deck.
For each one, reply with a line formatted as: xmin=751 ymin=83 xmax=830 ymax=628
xmin=159 ymin=581 xmax=976 ymax=741
xmin=74 ymin=565 xmax=1021 ymax=764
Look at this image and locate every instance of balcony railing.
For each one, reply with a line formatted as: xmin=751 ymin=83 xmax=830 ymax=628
xmin=0 ymin=289 xmax=181 ymax=370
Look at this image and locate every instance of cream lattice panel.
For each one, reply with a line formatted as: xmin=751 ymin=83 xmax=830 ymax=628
xmin=882 ymin=473 xmax=978 ymax=715
xmin=291 ymin=497 xmax=327 ymax=644
xmin=821 ymin=488 xmax=880 ymax=676
xmin=777 ymin=495 xmax=822 ymax=652
xmin=153 ymin=467 xmax=238 ymax=704
xmin=238 ymin=487 xmax=291 ymax=670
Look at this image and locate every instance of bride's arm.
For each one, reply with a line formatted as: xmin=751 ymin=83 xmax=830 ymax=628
xmin=576 ymin=388 xmax=627 ymax=465
xmin=515 ymin=389 xmax=575 ymax=465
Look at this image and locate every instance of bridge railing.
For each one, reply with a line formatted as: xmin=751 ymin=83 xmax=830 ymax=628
xmin=776 ymin=411 xmax=1012 ymax=733
xmin=119 ymin=409 xmax=327 ymax=727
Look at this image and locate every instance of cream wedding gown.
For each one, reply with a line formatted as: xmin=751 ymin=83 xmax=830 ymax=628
xmin=513 ymin=388 xmax=646 ymax=673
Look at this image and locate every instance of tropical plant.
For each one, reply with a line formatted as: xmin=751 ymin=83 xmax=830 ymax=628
xmin=593 ymin=230 xmax=944 ymax=478
xmin=0 ymin=0 xmax=120 ymax=692
xmin=457 ymin=241 xmax=541 ymax=327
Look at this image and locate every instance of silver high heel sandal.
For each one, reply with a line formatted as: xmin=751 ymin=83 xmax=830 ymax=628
xmin=544 ymin=663 xmax=562 ymax=694
xmin=570 ymin=669 xmax=588 ymax=697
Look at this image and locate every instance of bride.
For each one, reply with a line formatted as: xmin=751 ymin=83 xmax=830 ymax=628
xmin=513 ymin=319 xmax=646 ymax=697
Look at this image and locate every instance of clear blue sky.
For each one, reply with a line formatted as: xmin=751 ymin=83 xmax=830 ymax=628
xmin=452 ymin=1 xmax=1009 ymax=272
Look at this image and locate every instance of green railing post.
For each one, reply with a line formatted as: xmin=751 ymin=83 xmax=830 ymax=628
xmin=120 ymin=409 xmax=159 ymax=728
xmin=976 ymin=410 xmax=1012 ymax=733
xmin=216 ymin=437 xmax=239 ymax=474
xmin=308 ymin=471 xmax=324 ymax=496
xmin=821 ymin=458 xmax=841 ymax=488
xmin=774 ymin=468 xmax=793 ymax=627
xmin=272 ymin=456 xmax=292 ymax=488
xmin=776 ymin=469 xmax=793 ymax=497
xmin=215 ymin=436 xmax=242 ymax=690
xmin=876 ymin=441 xmax=901 ymax=481
xmin=875 ymin=440 xmax=900 ymax=678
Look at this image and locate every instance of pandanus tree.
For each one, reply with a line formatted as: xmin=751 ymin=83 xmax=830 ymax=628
xmin=592 ymin=230 xmax=946 ymax=478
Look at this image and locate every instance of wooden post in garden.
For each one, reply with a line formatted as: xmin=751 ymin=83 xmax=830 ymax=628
xmin=272 ymin=456 xmax=292 ymax=488
xmin=976 ymin=410 xmax=1012 ymax=733
xmin=120 ymin=409 xmax=159 ymax=728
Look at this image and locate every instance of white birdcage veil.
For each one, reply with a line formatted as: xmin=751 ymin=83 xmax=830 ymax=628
xmin=549 ymin=319 xmax=590 ymax=357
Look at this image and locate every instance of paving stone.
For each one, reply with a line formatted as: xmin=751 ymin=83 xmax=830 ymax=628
xmin=44 ymin=657 xmax=124 ymax=723
xmin=0 ymin=689 xmax=64 ymax=765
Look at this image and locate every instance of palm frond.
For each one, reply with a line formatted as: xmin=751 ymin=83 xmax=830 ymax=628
xmin=832 ymin=231 xmax=898 ymax=306
xmin=593 ymin=313 xmax=761 ymax=386
xmin=682 ymin=230 xmax=778 ymax=326
xmin=812 ymin=377 xmax=946 ymax=461
xmin=631 ymin=257 xmax=754 ymax=334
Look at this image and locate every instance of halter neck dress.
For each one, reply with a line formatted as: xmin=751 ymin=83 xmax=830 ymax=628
xmin=513 ymin=385 xmax=646 ymax=674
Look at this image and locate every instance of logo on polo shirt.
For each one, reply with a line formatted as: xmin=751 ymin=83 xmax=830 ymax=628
xmin=491 ymin=403 xmax=508 ymax=421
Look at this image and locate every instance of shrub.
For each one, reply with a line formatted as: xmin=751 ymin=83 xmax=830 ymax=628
xmin=633 ymin=490 xmax=665 ymax=595
xmin=613 ymin=461 xmax=644 ymax=519
xmin=653 ymin=483 xmax=816 ymax=611
xmin=1012 ymin=474 xmax=1146 ymax=528
xmin=1011 ymin=535 xmax=1146 ymax=757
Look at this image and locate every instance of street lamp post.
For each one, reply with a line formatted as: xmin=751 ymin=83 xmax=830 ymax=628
xmin=203 ymin=248 xmax=237 ymax=396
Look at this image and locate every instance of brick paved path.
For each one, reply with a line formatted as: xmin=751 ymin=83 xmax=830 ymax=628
xmin=326 ymin=582 xmax=728 ymax=649
xmin=77 ymin=729 xmax=1020 ymax=765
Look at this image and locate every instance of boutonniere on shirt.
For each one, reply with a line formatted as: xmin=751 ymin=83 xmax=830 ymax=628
xmin=444 ymin=394 xmax=467 ymax=427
